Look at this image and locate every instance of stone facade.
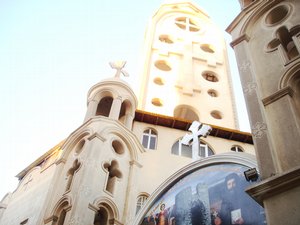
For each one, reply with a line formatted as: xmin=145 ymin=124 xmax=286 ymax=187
xmin=227 ymin=0 xmax=300 ymax=225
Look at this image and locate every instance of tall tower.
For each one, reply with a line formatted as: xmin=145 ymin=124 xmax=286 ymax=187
xmin=227 ymin=1 xmax=300 ymax=225
xmin=138 ymin=0 xmax=239 ymax=129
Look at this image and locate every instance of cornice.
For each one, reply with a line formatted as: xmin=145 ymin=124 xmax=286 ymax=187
xmin=262 ymin=86 xmax=294 ymax=106
xmin=230 ymin=33 xmax=250 ymax=48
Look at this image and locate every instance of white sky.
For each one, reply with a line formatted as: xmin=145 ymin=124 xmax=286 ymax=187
xmin=0 ymin=0 xmax=248 ymax=199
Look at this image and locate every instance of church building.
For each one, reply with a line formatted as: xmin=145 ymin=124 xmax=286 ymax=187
xmin=2 ymin=1 xmax=298 ymax=225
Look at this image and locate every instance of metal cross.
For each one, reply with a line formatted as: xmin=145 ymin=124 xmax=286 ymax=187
xmin=109 ymin=61 xmax=129 ymax=78
xmin=181 ymin=121 xmax=212 ymax=160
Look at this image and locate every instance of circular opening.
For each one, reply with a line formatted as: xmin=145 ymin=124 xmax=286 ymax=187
xmin=151 ymin=98 xmax=163 ymax=107
xmin=153 ymin=77 xmax=165 ymax=85
xmin=200 ymin=44 xmax=215 ymax=53
xmin=207 ymin=89 xmax=218 ymax=97
xmin=112 ymin=140 xmax=124 ymax=155
xmin=202 ymin=71 xmax=219 ymax=82
xmin=154 ymin=60 xmax=172 ymax=71
xmin=75 ymin=139 xmax=85 ymax=155
xmin=211 ymin=110 xmax=222 ymax=119
xmin=265 ymin=5 xmax=289 ymax=26
xmin=159 ymin=34 xmax=174 ymax=44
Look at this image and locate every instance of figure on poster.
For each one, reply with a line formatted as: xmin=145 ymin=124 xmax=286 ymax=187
xmin=191 ymin=198 xmax=209 ymax=225
xmin=213 ymin=173 xmax=259 ymax=225
xmin=157 ymin=203 xmax=169 ymax=225
xmin=146 ymin=203 xmax=170 ymax=225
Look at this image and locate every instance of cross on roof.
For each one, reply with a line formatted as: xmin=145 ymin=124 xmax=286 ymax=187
xmin=181 ymin=121 xmax=212 ymax=160
xmin=109 ymin=61 xmax=129 ymax=78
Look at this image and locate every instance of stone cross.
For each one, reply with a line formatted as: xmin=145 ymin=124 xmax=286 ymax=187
xmin=109 ymin=61 xmax=129 ymax=78
xmin=181 ymin=121 xmax=212 ymax=160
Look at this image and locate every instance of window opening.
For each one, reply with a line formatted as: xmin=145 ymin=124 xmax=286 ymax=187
xmin=171 ymin=140 xmax=214 ymax=159
xmin=142 ymin=129 xmax=157 ymax=149
xmin=103 ymin=160 xmax=122 ymax=194
xmin=202 ymin=71 xmax=219 ymax=82
xmin=136 ymin=195 xmax=148 ymax=215
xmin=65 ymin=159 xmax=81 ymax=192
xmin=94 ymin=208 xmax=108 ymax=225
xmin=96 ymin=96 xmax=113 ymax=117
xmin=175 ymin=17 xmax=200 ymax=32
xmin=231 ymin=146 xmax=244 ymax=152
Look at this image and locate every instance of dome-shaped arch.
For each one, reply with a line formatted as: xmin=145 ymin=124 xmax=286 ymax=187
xmin=173 ymin=105 xmax=200 ymax=121
xmin=90 ymin=196 xmax=120 ymax=221
xmin=279 ymin=64 xmax=300 ymax=121
xmin=141 ymin=127 xmax=158 ymax=150
xmin=51 ymin=196 xmax=72 ymax=216
xmin=45 ymin=196 xmax=72 ymax=225
xmin=119 ymin=98 xmax=136 ymax=128
xmin=133 ymin=153 xmax=260 ymax=225
xmin=59 ymin=128 xmax=93 ymax=161
xmin=238 ymin=1 xmax=282 ymax=38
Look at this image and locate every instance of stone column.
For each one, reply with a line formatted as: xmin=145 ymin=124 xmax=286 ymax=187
xmin=84 ymin=99 xmax=98 ymax=122
xmin=109 ymin=96 xmax=122 ymax=120
xmin=232 ymin=37 xmax=278 ymax=179
xmin=124 ymin=113 xmax=134 ymax=130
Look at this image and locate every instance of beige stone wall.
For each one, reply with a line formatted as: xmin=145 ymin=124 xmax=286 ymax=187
xmin=138 ymin=1 xmax=238 ymax=129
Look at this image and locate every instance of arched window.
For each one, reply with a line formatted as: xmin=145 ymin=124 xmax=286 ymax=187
xmin=93 ymin=207 xmax=108 ymax=225
xmin=173 ymin=105 xmax=199 ymax=121
xmin=171 ymin=140 xmax=214 ymax=159
xmin=48 ymin=199 xmax=71 ymax=225
xmin=142 ymin=129 xmax=157 ymax=150
xmin=199 ymin=142 xmax=214 ymax=157
xmin=136 ymin=194 xmax=149 ymax=215
xmin=231 ymin=145 xmax=244 ymax=152
xmin=96 ymin=96 xmax=113 ymax=117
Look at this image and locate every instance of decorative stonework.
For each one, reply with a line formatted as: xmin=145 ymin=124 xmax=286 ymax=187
xmin=79 ymin=185 xmax=92 ymax=197
xmin=243 ymin=81 xmax=257 ymax=95
xmin=238 ymin=60 xmax=251 ymax=73
xmin=68 ymin=216 xmax=82 ymax=225
xmin=251 ymin=122 xmax=268 ymax=139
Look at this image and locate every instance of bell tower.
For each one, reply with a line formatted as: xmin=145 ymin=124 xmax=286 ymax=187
xmin=138 ymin=0 xmax=239 ymax=129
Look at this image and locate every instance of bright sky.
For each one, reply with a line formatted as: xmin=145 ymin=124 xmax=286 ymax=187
xmin=0 ymin=0 xmax=247 ymax=199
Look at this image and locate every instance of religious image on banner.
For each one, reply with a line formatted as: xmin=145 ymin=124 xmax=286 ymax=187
xmin=140 ymin=163 xmax=266 ymax=225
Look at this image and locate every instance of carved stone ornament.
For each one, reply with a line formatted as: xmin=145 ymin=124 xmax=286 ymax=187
xmin=238 ymin=60 xmax=251 ymax=73
xmin=251 ymin=122 xmax=268 ymax=139
xmin=243 ymin=81 xmax=257 ymax=95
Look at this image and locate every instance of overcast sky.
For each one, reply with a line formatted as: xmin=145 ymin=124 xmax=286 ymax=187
xmin=0 ymin=0 xmax=246 ymax=199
